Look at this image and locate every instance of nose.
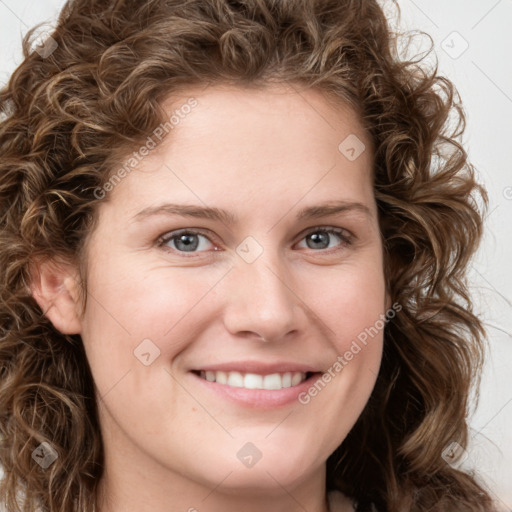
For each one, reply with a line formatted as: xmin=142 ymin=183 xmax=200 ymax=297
xmin=221 ymin=253 xmax=303 ymax=343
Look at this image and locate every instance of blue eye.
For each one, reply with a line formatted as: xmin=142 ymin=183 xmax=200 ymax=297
xmin=158 ymin=230 xmax=215 ymax=253
xmin=296 ymin=228 xmax=352 ymax=251
xmin=157 ymin=227 xmax=352 ymax=256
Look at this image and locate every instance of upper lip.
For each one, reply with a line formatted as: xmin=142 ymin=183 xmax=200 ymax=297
xmin=191 ymin=361 xmax=321 ymax=374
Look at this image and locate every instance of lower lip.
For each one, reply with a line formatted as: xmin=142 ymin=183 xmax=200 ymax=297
xmin=189 ymin=371 xmax=324 ymax=409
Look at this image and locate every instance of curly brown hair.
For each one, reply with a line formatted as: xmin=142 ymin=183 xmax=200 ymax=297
xmin=0 ymin=0 xmax=498 ymax=511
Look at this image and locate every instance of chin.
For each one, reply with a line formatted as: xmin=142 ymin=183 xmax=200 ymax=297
xmin=195 ymin=448 xmax=320 ymax=492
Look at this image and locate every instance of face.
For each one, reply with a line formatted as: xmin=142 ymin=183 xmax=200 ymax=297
xmin=75 ymin=85 xmax=388 ymax=498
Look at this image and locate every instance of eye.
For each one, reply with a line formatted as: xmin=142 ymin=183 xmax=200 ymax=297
xmin=158 ymin=229 xmax=217 ymax=254
xmin=157 ymin=226 xmax=353 ymax=256
xmin=296 ymin=228 xmax=353 ymax=251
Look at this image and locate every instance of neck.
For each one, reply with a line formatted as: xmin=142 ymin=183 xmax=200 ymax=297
xmin=95 ymin=465 xmax=331 ymax=512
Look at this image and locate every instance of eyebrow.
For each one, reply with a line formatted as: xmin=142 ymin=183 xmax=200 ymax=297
xmin=130 ymin=200 xmax=372 ymax=225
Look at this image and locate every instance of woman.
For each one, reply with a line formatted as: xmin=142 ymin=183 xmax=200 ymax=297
xmin=0 ymin=0 xmax=498 ymax=511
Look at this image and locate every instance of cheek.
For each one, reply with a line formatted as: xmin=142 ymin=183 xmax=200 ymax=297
xmin=289 ymin=266 xmax=386 ymax=464
xmin=298 ymin=259 xmax=387 ymax=402
xmin=304 ymin=260 xmax=387 ymax=338
xmin=80 ymin=260 xmax=227 ymax=372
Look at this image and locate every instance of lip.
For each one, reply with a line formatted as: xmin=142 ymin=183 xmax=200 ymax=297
xmin=190 ymin=360 xmax=321 ymax=374
xmin=188 ymin=370 xmax=324 ymax=409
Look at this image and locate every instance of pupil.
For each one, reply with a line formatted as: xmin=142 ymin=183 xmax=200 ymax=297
xmin=308 ymin=232 xmax=329 ymax=249
xmin=176 ymin=234 xmax=198 ymax=251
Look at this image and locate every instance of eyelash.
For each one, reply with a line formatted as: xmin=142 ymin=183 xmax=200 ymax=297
xmin=156 ymin=227 xmax=354 ymax=256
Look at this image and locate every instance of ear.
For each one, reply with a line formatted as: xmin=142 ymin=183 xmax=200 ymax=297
xmin=29 ymin=257 xmax=83 ymax=335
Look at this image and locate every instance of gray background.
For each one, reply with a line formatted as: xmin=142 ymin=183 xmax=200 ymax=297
xmin=0 ymin=0 xmax=510 ymax=508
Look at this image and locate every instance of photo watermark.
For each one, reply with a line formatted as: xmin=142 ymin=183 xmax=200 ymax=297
xmin=298 ymin=302 xmax=402 ymax=405
xmin=93 ymin=97 xmax=198 ymax=200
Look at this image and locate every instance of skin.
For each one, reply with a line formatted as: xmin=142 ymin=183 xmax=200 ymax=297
xmin=31 ymin=84 xmax=390 ymax=512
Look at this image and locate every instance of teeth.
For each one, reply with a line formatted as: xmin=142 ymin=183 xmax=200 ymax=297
xmin=198 ymin=370 xmax=308 ymax=390
xmin=216 ymin=371 xmax=228 ymax=385
xmin=244 ymin=373 xmax=263 ymax=389
xmin=227 ymin=371 xmax=244 ymax=387
xmin=282 ymin=372 xmax=292 ymax=388
xmin=263 ymin=373 xmax=282 ymax=390
xmin=291 ymin=372 xmax=303 ymax=386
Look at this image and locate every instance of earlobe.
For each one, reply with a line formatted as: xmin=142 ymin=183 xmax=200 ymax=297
xmin=29 ymin=258 xmax=83 ymax=335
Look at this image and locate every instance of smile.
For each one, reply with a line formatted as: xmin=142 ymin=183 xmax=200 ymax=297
xmin=196 ymin=370 xmax=311 ymax=390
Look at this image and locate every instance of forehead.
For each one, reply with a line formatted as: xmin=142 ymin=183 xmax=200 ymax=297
xmin=101 ymin=83 xmax=375 ymax=223
xmin=153 ymin=83 xmax=370 ymax=160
